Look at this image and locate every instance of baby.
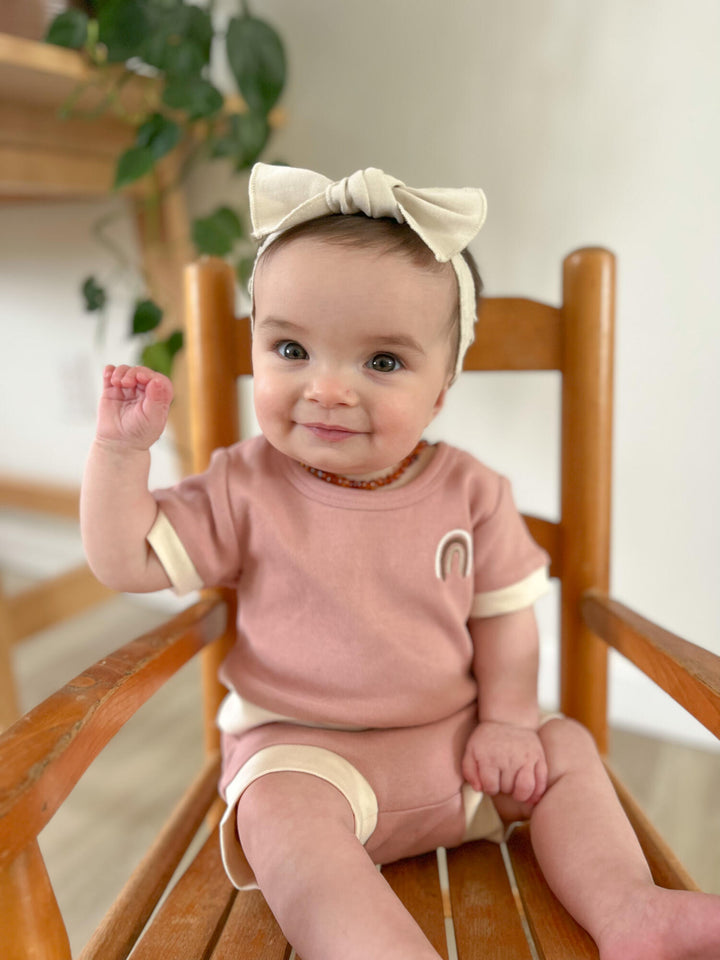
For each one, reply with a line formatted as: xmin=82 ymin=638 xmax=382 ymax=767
xmin=81 ymin=163 xmax=720 ymax=960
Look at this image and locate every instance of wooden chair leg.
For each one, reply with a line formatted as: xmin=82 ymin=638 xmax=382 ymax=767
xmin=1 ymin=840 xmax=71 ymax=960
xmin=0 ymin=582 xmax=20 ymax=730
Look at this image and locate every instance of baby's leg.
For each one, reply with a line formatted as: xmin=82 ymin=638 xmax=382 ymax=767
xmin=236 ymin=771 xmax=442 ymax=960
xmin=495 ymin=718 xmax=720 ymax=960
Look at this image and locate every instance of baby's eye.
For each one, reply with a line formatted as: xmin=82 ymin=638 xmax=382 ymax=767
xmin=368 ymin=353 xmax=402 ymax=373
xmin=276 ymin=340 xmax=308 ymax=360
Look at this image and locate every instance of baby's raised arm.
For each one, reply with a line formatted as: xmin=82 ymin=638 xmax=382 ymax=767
xmin=80 ymin=365 xmax=173 ymax=593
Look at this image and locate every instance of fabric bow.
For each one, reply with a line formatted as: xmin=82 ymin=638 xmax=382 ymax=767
xmin=249 ymin=163 xmax=487 ymax=264
xmin=247 ymin=163 xmax=487 ymax=380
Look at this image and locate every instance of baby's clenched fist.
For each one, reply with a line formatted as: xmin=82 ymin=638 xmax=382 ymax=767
xmin=95 ymin=364 xmax=173 ymax=451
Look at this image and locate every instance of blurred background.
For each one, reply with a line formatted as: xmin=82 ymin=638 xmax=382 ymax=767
xmin=1 ymin=0 xmax=718 ymax=949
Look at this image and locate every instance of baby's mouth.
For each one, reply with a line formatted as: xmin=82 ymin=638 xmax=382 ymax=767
xmin=301 ymin=422 xmax=361 ymax=442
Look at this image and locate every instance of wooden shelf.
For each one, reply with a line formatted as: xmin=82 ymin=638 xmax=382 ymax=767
xmin=0 ymin=32 xmax=154 ymax=200
xmin=0 ymin=31 xmax=100 ymax=107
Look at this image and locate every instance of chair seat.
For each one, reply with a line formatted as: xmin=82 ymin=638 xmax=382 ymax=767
xmin=128 ymin=826 xmax=598 ymax=960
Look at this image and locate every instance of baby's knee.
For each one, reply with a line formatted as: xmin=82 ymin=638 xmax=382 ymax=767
xmin=539 ymin=716 xmax=599 ymax=772
xmin=237 ymin=771 xmax=356 ymax=855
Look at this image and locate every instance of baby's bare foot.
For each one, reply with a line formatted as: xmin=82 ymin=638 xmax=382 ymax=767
xmin=598 ymin=886 xmax=720 ymax=960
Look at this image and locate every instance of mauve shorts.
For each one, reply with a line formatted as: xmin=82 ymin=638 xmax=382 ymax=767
xmin=218 ymin=703 xmax=504 ymax=890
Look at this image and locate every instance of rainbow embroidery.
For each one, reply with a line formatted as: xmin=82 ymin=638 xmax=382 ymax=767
xmin=435 ymin=529 xmax=473 ymax=581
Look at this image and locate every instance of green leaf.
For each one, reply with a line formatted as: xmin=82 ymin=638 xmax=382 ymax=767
xmin=162 ymin=77 xmax=224 ymax=120
xmin=167 ymin=330 xmax=184 ymax=354
xmin=82 ymin=276 xmax=107 ymax=312
xmin=164 ymin=38 xmax=206 ymax=78
xmin=192 ymin=206 xmax=245 ymax=256
xmin=185 ymin=5 xmax=214 ymax=65
xmin=97 ymin=0 xmax=148 ymax=63
xmin=141 ymin=3 xmax=213 ymax=75
xmin=45 ymin=9 xmax=89 ymax=49
xmin=135 ymin=114 xmax=182 ymax=161
xmin=114 ymin=146 xmax=155 ymax=189
xmin=141 ymin=330 xmax=184 ymax=377
xmin=132 ymin=299 xmax=163 ymax=335
xmin=226 ymin=14 xmax=286 ymax=115
xmin=210 ymin=112 xmax=269 ymax=169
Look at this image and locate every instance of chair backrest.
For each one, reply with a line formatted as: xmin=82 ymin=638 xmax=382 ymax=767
xmin=183 ymin=248 xmax=615 ymax=753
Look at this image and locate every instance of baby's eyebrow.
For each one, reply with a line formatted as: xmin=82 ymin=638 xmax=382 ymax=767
xmin=255 ymin=316 xmax=306 ymax=335
xmin=371 ymin=334 xmax=425 ymax=355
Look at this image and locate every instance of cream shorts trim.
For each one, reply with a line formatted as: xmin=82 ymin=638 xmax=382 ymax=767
xmin=219 ymin=742 xmax=505 ymax=890
xmin=220 ymin=744 xmax=379 ymax=890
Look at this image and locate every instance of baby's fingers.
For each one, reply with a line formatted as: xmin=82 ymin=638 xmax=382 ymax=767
xmin=144 ymin=371 xmax=173 ymax=406
xmin=513 ymin=757 xmax=548 ymax=805
xmin=512 ymin=763 xmax=538 ymax=803
xmin=528 ymin=755 xmax=548 ymax=805
xmin=462 ymin=747 xmax=500 ymax=794
xmin=461 ymin=750 xmax=482 ymax=793
xmin=475 ymin=759 xmax=501 ymax=796
xmin=109 ymin=364 xmax=132 ymax=386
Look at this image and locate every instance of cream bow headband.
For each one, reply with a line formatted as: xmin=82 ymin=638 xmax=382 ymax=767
xmin=248 ymin=163 xmax=487 ymax=380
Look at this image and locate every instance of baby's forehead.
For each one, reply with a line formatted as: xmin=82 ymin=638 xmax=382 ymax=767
xmin=256 ymin=232 xmax=455 ymax=291
xmin=256 ymin=238 xmax=455 ymax=314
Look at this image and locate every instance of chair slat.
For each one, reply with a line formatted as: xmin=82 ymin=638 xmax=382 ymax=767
xmin=506 ymin=826 xmax=597 ymax=960
xmin=233 ymin=316 xmax=253 ymax=377
xmin=522 ymin=516 xmax=561 ymax=579
xmin=447 ymin=840 xmax=534 ymax=960
xmin=0 ymin=597 xmax=227 ymax=867
xmin=210 ymin=889 xmax=291 ymax=960
xmin=464 ymin=298 xmax=563 ymax=372
xmin=6 ymin=563 xmax=114 ymax=642
xmin=381 ymin=852 xmax=449 ymax=959
xmin=131 ymin=830 xmax=236 ymax=960
xmin=0 ymin=474 xmax=80 ymax=517
xmin=582 ymin=590 xmax=720 ymax=739
xmin=605 ymin=766 xmax=698 ymax=891
xmin=79 ymin=755 xmax=222 ymax=960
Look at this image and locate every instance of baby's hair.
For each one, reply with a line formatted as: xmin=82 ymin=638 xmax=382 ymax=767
xmin=255 ymin=214 xmax=483 ymax=377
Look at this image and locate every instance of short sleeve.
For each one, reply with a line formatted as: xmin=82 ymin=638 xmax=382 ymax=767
xmin=147 ymin=448 xmax=243 ymax=594
xmin=470 ymin=476 xmax=549 ymax=618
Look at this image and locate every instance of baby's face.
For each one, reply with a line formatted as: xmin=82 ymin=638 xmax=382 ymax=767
xmin=251 ymin=236 xmax=456 ymax=481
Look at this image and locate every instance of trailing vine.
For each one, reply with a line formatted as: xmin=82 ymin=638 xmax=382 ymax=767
xmin=46 ymin=0 xmax=286 ymax=375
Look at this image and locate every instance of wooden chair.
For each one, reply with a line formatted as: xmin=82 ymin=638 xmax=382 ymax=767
xmin=0 ymin=479 xmax=115 ymax=729
xmin=2 ymin=249 xmax=719 ymax=960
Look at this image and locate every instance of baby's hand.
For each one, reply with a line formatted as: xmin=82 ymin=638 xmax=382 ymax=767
xmin=462 ymin=720 xmax=548 ymax=806
xmin=95 ymin=365 xmax=173 ymax=451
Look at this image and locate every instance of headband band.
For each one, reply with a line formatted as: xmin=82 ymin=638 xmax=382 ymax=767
xmin=248 ymin=163 xmax=487 ymax=380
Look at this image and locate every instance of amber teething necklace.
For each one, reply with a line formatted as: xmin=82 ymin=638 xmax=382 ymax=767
xmin=300 ymin=440 xmax=429 ymax=490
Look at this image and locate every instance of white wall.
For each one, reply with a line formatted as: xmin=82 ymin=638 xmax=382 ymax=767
xmin=1 ymin=0 xmax=718 ymax=745
xmin=0 ymin=199 xmax=181 ymax=489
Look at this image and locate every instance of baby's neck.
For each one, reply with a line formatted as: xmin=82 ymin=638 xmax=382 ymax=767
xmin=385 ymin=442 xmax=437 ymax=490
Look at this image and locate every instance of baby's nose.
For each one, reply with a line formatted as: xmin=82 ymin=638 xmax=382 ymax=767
xmin=304 ymin=370 xmax=358 ymax=407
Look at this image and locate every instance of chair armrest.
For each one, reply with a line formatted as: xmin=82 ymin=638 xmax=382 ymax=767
xmin=581 ymin=589 xmax=720 ymax=740
xmin=0 ymin=596 xmax=227 ymax=869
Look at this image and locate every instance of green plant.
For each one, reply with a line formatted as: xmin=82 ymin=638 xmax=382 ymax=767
xmin=46 ymin=0 xmax=286 ymax=375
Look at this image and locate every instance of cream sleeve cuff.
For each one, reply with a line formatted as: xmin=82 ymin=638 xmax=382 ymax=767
xmin=147 ymin=509 xmax=204 ymax=595
xmin=470 ymin=566 xmax=550 ymax=618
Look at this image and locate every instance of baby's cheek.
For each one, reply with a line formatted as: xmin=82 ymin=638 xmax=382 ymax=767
xmin=253 ymin=379 xmax=282 ymax=425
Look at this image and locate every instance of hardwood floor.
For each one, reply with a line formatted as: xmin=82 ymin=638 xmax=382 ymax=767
xmin=7 ymin=591 xmax=720 ymax=955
